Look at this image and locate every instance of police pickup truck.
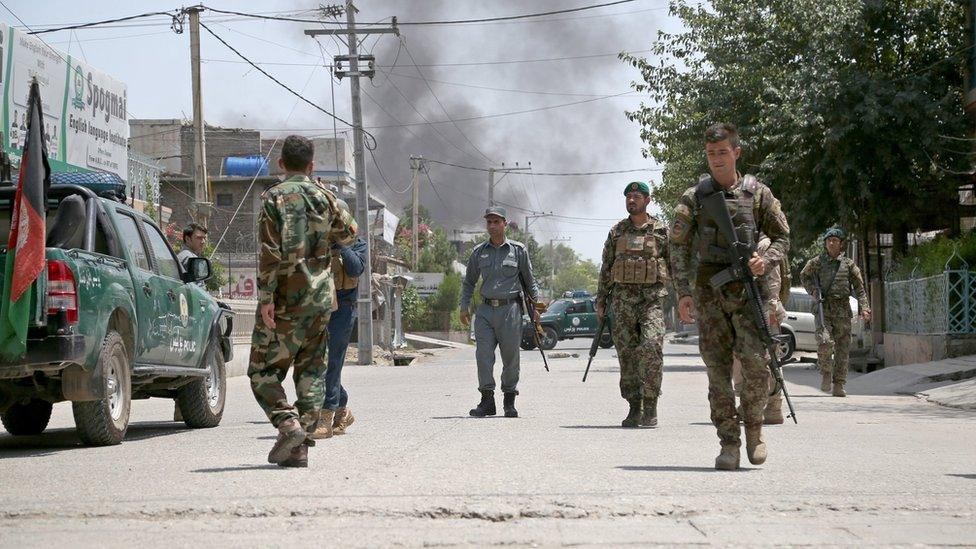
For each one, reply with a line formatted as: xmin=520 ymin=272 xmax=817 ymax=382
xmin=521 ymin=293 xmax=614 ymax=351
xmin=0 ymin=175 xmax=233 ymax=446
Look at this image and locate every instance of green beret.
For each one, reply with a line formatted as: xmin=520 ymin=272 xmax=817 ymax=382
xmin=624 ymin=181 xmax=650 ymax=196
xmin=823 ymin=227 xmax=846 ymax=241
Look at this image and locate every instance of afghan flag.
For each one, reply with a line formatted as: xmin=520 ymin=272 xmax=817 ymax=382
xmin=0 ymin=80 xmax=50 ymax=359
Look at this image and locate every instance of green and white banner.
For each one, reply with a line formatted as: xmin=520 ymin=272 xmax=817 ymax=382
xmin=1 ymin=22 xmax=128 ymax=179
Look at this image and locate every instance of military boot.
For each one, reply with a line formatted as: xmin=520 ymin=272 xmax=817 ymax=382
xmin=502 ymin=392 xmax=518 ymax=418
xmin=311 ymin=409 xmax=336 ymax=440
xmin=640 ymin=397 xmax=658 ymax=428
xmin=820 ymin=371 xmax=832 ymax=393
xmin=621 ymin=399 xmax=642 ymax=428
xmin=279 ymin=443 xmax=308 ymax=468
xmin=333 ymin=407 xmax=355 ymax=435
xmin=469 ymin=390 xmax=496 ymax=417
xmin=832 ymin=382 xmax=847 ymax=397
xmin=745 ymin=425 xmax=767 ymax=465
xmin=763 ymin=396 xmax=784 ymax=425
xmin=267 ymin=417 xmax=307 ymax=464
xmin=715 ymin=444 xmax=740 ymax=471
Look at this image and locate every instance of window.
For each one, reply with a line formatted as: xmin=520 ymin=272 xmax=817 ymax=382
xmin=216 ymin=193 xmax=233 ymax=207
xmin=566 ymin=302 xmax=585 ymax=314
xmin=546 ymin=300 xmax=569 ymax=314
xmin=142 ymin=220 xmax=181 ymax=280
xmin=787 ymin=291 xmax=814 ymax=314
xmin=115 ymin=215 xmax=150 ymax=271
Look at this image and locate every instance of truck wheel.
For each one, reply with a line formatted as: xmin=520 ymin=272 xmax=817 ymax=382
xmin=176 ymin=338 xmax=225 ymax=428
xmin=539 ymin=326 xmax=559 ymax=351
xmin=776 ymin=331 xmax=796 ymax=362
xmin=72 ymin=331 xmax=131 ymax=446
xmin=598 ymin=332 xmax=614 ymax=349
xmin=1 ymin=398 xmax=53 ymax=436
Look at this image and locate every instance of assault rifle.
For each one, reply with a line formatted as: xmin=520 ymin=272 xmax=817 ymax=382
xmin=696 ymin=177 xmax=797 ymax=424
xmin=582 ymin=313 xmax=608 ymax=382
xmin=518 ymin=270 xmax=549 ymax=372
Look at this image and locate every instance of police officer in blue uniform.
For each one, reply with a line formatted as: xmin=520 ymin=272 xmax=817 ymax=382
xmin=460 ymin=207 xmax=541 ymax=418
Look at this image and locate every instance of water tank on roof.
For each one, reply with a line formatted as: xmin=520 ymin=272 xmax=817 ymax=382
xmin=224 ymin=155 xmax=269 ymax=177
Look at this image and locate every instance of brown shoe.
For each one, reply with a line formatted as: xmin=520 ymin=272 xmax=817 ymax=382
xmin=279 ymin=443 xmax=308 ymax=468
xmin=333 ymin=407 xmax=355 ymax=435
xmin=715 ymin=443 xmax=740 ymax=471
xmin=267 ymin=418 xmax=306 ymax=464
xmin=311 ymin=409 xmax=336 ymax=440
xmin=745 ymin=425 xmax=767 ymax=465
xmin=832 ymin=382 xmax=847 ymax=397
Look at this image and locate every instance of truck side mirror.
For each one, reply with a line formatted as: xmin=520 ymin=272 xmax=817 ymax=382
xmin=182 ymin=257 xmax=212 ymax=283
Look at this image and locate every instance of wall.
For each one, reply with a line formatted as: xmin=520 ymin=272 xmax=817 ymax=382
xmin=884 ymin=333 xmax=976 ymax=366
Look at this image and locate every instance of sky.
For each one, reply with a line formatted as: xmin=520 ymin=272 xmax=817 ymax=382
xmin=6 ymin=0 xmax=682 ymax=262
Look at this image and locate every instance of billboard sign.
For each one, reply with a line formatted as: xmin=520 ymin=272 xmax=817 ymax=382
xmin=1 ymin=22 xmax=128 ymax=178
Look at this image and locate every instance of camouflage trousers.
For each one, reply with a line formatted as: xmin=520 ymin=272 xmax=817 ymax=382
xmin=817 ymin=299 xmax=853 ymax=384
xmin=695 ymin=283 xmax=771 ymax=446
xmin=610 ymin=285 xmax=665 ymax=401
xmin=247 ymin=309 xmax=331 ymax=430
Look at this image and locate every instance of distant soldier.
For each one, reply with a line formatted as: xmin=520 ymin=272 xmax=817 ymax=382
xmin=312 ymin=198 xmax=366 ymax=439
xmin=800 ymin=227 xmax=871 ymax=397
xmin=248 ymin=135 xmax=356 ymax=468
xmin=460 ymin=207 xmax=540 ymax=419
xmin=595 ymin=181 xmax=670 ymax=428
xmin=669 ymin=122 xmax=790 ymax=470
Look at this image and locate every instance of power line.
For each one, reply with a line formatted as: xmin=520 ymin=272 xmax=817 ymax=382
xmin=197 ymin=21 xmax=364 ymax=138
xmin=26 ymin=9 xmax=185 ymax=35
xmin=367 ymin=146 xmax=412 ymax=195
xmin=201 ymin=48 xmax=653 ymax=68
xmin=423 ymin=169 xmax=451 ymax=213
xmin=384 ymin=70 xmax=632 ymax=97
xmin=425 ymin=158 xmax=660 ymax=176
xmin=205 ymin=1 xmax=636 ymax=27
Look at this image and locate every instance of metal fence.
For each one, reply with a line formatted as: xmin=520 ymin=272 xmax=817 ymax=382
xmin=222 ymin=299 xmax=257 ymax=344
xmin=885 ymin=251 xmax=976 ymax=335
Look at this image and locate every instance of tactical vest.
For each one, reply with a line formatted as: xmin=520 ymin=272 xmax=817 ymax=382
xmin=822 ymin=256 xmax=851 ymax=300
xmin=610 ymin=220 xmax=669 ymax=285
xmin=695 ymin=175 xmax=759 ymax=265
xmin=331 ymin=252 xmax=359 ymax=291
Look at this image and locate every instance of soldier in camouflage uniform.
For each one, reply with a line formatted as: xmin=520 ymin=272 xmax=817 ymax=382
xmin=800 ymin=227 xmax=871 ymax=397
xmin=669 ymin=123 xmax=790 ymax=470
xmin=248 ymin=135 xmax=356 ymax=468
xmin=596 ymin=181 xmax=670 ymax=428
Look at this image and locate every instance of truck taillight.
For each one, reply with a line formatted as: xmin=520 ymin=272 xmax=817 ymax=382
xmin=47 ymin=260 xmax=78 ymax=324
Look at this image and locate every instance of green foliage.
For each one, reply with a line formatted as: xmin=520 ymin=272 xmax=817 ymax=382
xmin=622 ymin=0 xmax=969 ymax=249
xmin=172 ymin=240 xmax=227 ymax=294
xmin=552 ymin=260 xmax=600 ymax=297
xmin=889 ymin=231 xmax=976 ymax=280
xmin=395 ymin=205 xmax=458 ymax=273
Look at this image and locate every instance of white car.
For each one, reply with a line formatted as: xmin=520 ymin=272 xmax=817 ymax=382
xmin=777 ymin=288 xmax=865 ymax=360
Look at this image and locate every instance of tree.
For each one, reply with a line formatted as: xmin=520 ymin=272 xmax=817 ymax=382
xmin=622 ymin=0 xmax=969 ymax=248
xmin=552 ymin=260 xmax=600 ymax=297
xmin=395 ymin=205 xmax=458 ymax=273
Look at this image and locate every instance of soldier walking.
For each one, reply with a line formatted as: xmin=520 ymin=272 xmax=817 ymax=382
xmin=459 ymin=207 xmax=541 ymax=418
xmin=669 ymin=123 xmax=790 ymax=470
xmin=595 ymin=181 xmax=670 ymax=428
xmin=800 ymin=227 xmax=871 ymax=397
xmin=248 ymin=135 xmax=356 ymax=467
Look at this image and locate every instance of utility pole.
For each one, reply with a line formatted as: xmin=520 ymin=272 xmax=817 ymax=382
xmin=524 ymin=212 xmax=553 ymax=234
xmin=305 ymin=3 xmax=398 ymax=365
xmin=410 ymin=155 xmax=423 ymax=271
xmin=487 ymin=162 xmax=531 ymax=208
xmin=187 ymin=6 xmax=212 ymax=228
xmin=549 ymin=236 xmax=571 ymax=296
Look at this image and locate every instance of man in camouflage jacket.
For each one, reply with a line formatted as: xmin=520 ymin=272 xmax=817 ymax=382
xmin=248 ymin=135 xmax=356 ymax=467
xmin=596 ymin=181 xmax=670 ymax=429
xmin=800 ymin=227 xmax=871 ymax=397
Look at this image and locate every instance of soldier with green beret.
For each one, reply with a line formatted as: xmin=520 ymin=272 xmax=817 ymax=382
xmin=800 ymin=226 xmax=871 ymax=397
xmin=595 ymin=181 xmax=670 ymax=428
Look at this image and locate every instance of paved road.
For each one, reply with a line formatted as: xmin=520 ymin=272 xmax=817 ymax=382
xmin=1 ymin=338 xmax=974 ymax=547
